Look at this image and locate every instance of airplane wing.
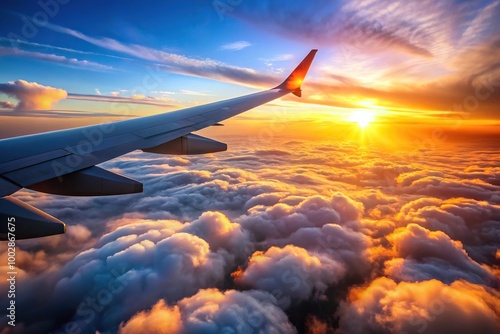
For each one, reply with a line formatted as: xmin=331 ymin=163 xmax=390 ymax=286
xmin=0 ymin=49 xmax=317 ymax=240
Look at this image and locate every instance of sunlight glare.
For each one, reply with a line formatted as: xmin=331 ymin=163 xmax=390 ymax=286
xmin=349 ymin=110 xmax=375 ymax=129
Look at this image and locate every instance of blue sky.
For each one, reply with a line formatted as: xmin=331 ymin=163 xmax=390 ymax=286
xmin=0 ymin=0 xmax=305 ymax=98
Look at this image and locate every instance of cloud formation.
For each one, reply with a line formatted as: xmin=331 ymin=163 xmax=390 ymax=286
xmin=120 ymin=289 xmax=296 ymax=334
xmin=0 ymin=101 xmax=14 ymax=109
xmin=233 ymin=245 xmax=345 ymax=307
xmin=0 ymin=80 xmax=67 ymax=111
xmin=1 ymin=138 xmax=499 ymax=333
xmin=339 ymin=277 xmax=500 ymax=334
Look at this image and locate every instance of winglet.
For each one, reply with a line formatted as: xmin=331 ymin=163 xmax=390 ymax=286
xmin=275 ymin=49 xmax=318 ymax=97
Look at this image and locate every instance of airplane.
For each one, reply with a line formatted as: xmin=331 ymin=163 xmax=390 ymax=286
xmin=0 ymin=49 xmax=317 ymax=240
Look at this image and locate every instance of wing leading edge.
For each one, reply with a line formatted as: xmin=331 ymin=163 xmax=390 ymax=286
xmin=0 ymin=49 xmax=318 ymax=240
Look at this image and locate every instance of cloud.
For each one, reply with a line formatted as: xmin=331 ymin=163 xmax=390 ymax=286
xmin=233 ymin=0 xmax=434 ymax=57
xmin=178 ymin=89 xmax=209 ymax=96
xmin=220 ymin=41 xmax=252 ymax=51
xmin=219 ymin=0 xmax=500 ymax=119
xmin=386 ymin=224 xmax=497 ymax=286
xmin=338 ymin=277 xmax=500 ymax=334
xmin=118 ymin=299 xmax=182 ymax=334
xmin=180 ymin=211 xmax=251 ymax=257
xmin=9 ymin=3 xmax=500 ymax=120
xmin=239 ymin=194 xmax=363 ymax=241
xmin=120 ymin=289 xmax=297 ymax=334
xmin=0 ymin=37 xmax=135 ymax=61
xmin=397 ymin=197 xmax=500 ymax=264
xmin=2 ymin=139 xmax=500 ymax=333
xmin=262 ymin=54 xmax=294 ymax=62
xmin=0 ymin=80 xmax=67 ymax=111
xmin=233 ymin=245 xmax=345 ymax=308
xmin=41 ymin=22 xmax=277 ymax=87
xmin=67 ymin=93 xmax=177 ymax=108
xmin=0 ymin=101 xmax=14 ymax=109
xmin=0 ymin=47 xmax=114 ymax=71
xmin=1 ymin=222 xmax=230 ymax=333
xmin=397 ymin=171 xmax=500 ymax=201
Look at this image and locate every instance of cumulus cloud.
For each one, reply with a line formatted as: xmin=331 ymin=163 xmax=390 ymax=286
xmin=338 ymin=277 xmax=500 ymax=334
xmin=233 ymin=245 xmax=346 ymax=307
xmin=120 ymin=289 xmax=296 ymax=334
xmin=180 ymin=211 xmax=251 ymax=257
xmin=400 ymin=174 xmax=500 ymax=201
xmin=119 ymin=300 xmax=182 ymax=334
xmin=386 ymin=224 xmax=498 ymax=285
xmin=3 ymin=138 xmax=500 ymax=333
xmin=397 ymin=197 xmax=500 ymax=264
xmin=239 ymin=194 xmax=363 ymax=241
xmin=0 ymin=222 xmax=231 ymax=333
xmin=0 ymin=80 xmax=67 ymax=111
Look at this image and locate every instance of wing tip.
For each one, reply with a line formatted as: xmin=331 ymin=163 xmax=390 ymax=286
xmin=276 ymin=49 xmax=318 ymax=94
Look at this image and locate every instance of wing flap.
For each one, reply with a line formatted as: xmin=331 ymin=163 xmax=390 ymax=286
xmin=27 ymin=166 xmax=143 ymax=196
xmin=0 ymin=196 xmax=65 ymax=240
xmin=0 ymin=178 xmax=21 ymax=197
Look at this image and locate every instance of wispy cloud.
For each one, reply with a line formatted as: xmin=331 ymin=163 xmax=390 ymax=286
xmin=260 ymin=53 xmax=294 ymax=67
xmin=220 ymin=41 xmax=252 ymax=51
xmin=67 ymin=93 xmax=177 ymax=107
xmin=233 ymin=0 xmax=435 ymax=57
xmin=178 ymin=89 xmax=209 ymax=96
xmin=0 ymin=109 xmax=137 ymax=118
xmin=263 ymin=54 xmax=294 ymax=62
xmin=0 ymin=46 xmax=114 ymax=71
xmin=0 ymin=37 xmax=138 ymax=62
xmin=39 ymin=22 xmax=276 ymax=87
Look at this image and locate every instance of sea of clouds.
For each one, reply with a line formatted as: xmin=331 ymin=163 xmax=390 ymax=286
xmin=1 ymin=136 xmax=499 ymax=334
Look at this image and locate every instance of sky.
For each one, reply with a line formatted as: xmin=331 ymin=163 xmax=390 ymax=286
xmin=0 ymin=0 xmax=500 ymax=137
xmin=0 ymin=1 xmax=500 ymax=334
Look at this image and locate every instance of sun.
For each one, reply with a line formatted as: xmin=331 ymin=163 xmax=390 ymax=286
xmin=349 ymin=110 xmax=375 ymax=129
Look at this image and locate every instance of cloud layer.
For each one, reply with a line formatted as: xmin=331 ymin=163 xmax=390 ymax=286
xmin=1 ymin=136 xmax=499 ymax=333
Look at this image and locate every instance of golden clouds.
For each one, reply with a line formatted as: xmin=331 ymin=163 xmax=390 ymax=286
xmin=119 ymin=300 xmax=182 ymax=334
xmin=339 ymin=278 xmax=500 ymax=334
xmin=233 ymin=245 xmax=345 ymax=305
xmin=120 ymin=289 xmax=296 ymax=334
xmin=4 ymin=139 xmax=499 ymax=333
xmin=0 ymin=80 xmax=67 ymax=110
